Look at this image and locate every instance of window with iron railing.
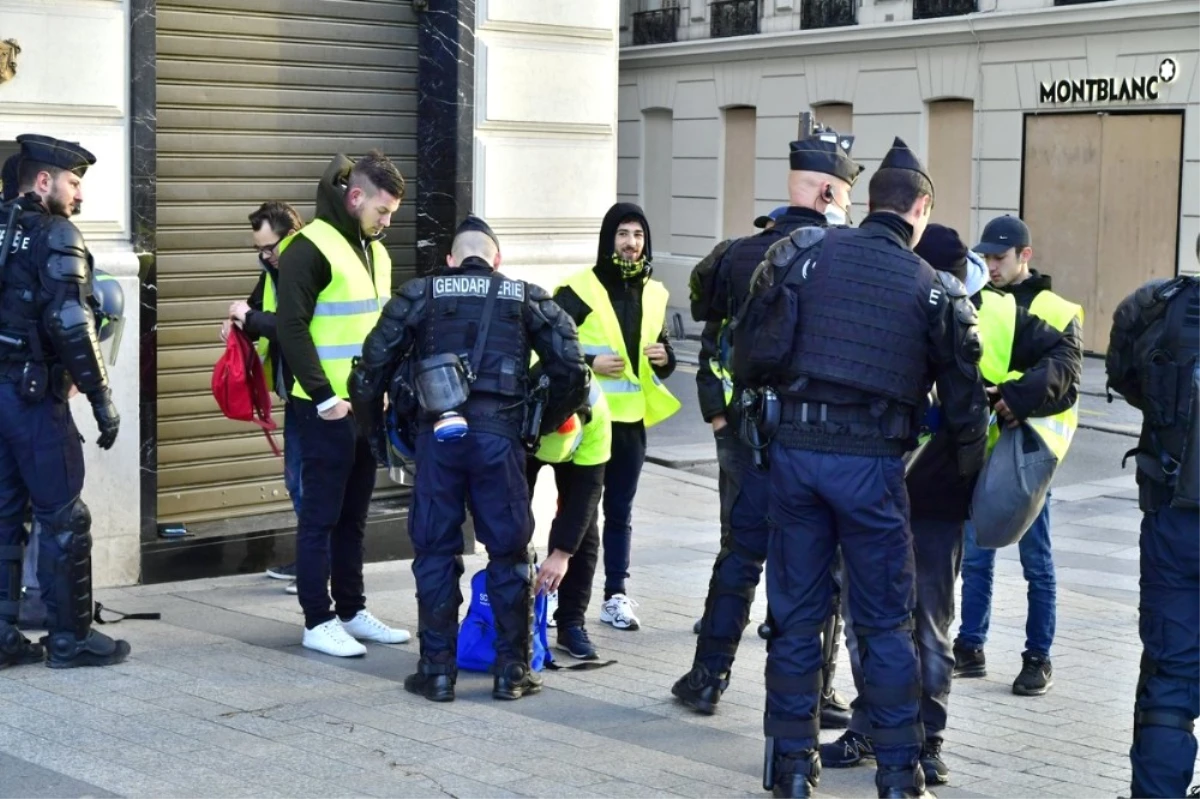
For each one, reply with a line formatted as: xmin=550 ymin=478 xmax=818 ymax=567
xmin=711 ymin=0 xmax=759 ymax=39
xmin=801 ymin=0 xmax=857 ymax=29
xmin=913 ymin=0 xmax=977 ymax=19
xmin=632 ymin=2 xmax=682 ymax=45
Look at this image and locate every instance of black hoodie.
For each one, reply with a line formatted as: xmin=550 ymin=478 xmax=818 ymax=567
xmin=277 ymin=155 xmax=383 ymax=406
xmin=553 ymin=202 xmax=676 ymax=383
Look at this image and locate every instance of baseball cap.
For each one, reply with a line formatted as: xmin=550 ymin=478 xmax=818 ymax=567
xmin=753 ymin=206 xmax=789 ymax=229
xmin=974 ymin=215 xmax=1031 ymax=256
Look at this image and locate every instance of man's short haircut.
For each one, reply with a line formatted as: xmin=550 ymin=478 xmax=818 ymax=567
xmin=616 ymin=214 xmax=643 ymax=231
xmin=350 ymin=149 xmax=405 ymax=201
xmin=17 ymin=159 xmax=60 ymax=191
xmin=248 ymin=200 xmax=302 ymax=237
xmin=451 ymin=231 xmax=498 ymax=263
xmin=868 ymin=168 xmax=934 ymax=215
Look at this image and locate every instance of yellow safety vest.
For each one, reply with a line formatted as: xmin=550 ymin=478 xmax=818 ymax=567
xmin=256 ymin=268 xmax=281 ymax=391
xmin=976 ymin=289 xmax=1080 ymax=460
xmin=560 ymin=269 xmax=681 ymax=427
xmin=535 ymin=380 xmax=613 ymax=466
xmin=277 ymin=219 xmax=391 ymax=401
xmin=708 ymin=320 xmax=734 ymax=407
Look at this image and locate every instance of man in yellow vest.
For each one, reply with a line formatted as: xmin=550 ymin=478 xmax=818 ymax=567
xmin=825 ymin=224 xmax=1082 ymax=786
xmin=527 ymin=379 xmax=613 ymax=661
xmin=552 ymin=202 xmax=681 ymax=631
xmin=276 ymin=151 xmax=411 ymax=658
xmin=954 ymin=215 xmax=1084 ymax=697
xmin=222 ymin=201 xmax=304 ymax=594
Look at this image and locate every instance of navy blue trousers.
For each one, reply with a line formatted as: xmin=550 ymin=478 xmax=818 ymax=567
xmin=409 ymin=431 xmax=533 ymax=665
xmin=694 ymin=427 xmax=770 ymax=676
xmin=765 ymin=445 xmax=921 ymax=768
xmin=0 ymin=384 xmax=86 ymax=633
xmin=1130 ymin=505 xmax=1199 ymax=798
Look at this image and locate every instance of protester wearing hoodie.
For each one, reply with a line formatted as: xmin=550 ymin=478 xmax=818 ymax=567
xmin=821 ymin=224 xmax=1081 ymax=787
xmin=954 ymin=215 xmax=1084 ymax=697
xmin=276 ymin=150 xmax=411 ymax=658
xmin=552 ymin=203 xmax=679 ymax=630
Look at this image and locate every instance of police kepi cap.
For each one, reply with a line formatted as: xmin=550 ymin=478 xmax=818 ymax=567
xmin=879 ymin=136 xmax=932 ymax=189
xmin=974 ymin=215 xmax=1031 ymax=256
xmin=789 ymin=131 xmax=864 ymax=186
xmin=753 ymin=205 xmax=789 ymax=229
xmin=16 ymin=134 xmax=96 ymax=177
xmin=454 ymin=213 xmax=499 ymax=250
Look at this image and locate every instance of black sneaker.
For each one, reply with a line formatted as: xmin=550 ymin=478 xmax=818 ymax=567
xmin=557 ymin=625 xmax=598 ymax=661
xmin=819 ymin=730 xmax=875 ymax=768
xmin=265 ymin=563 xmax=295 ymax=580
xmin=952 ymin=644 xmax=986 ymax=679
xmin=920 ymin=738 xmax=949 ymax=785
xmin=1012 ymin=651 xmax=1053 ymax=696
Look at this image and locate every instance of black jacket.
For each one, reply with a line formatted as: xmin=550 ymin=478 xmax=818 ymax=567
xmin=276 ymin=155 xmax=384 ymax=406
xmin=906 ymin=286 xmax=1083 ymax=521
xmin=553 ymin=202 xmax=676 ymax=387
xmin=696 ymin=208 xmax=829 ymax=422
xmin=241 ymin=262 xmax=295 ymax=399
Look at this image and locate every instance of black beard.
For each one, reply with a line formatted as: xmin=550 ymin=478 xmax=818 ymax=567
xmin=46 ymin=194 xmax=72 ymax=218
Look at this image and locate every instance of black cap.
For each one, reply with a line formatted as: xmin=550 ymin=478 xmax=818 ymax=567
xmin=914 ymin=224 xmax=968 ymax=285
xmin=974 ymin=215 xmax=1031 ymax=255
xmin=789 ymin=129 xmax=864 ymax=186
xmin=1 ymin=154 xmax=19 ymax=202
xmin=454 ymin=213 xmax=499 ymax=250
xmin=753 ymin=205 xmax=789 ymax=229
xmin=879 ymin=137 xmax=932 ymax=187
xmin=16 ymin=134 xmax=96 ymax=177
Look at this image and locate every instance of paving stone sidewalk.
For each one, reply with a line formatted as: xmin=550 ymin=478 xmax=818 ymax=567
xmin=0 ymin=465 xmax=1185 ymax=799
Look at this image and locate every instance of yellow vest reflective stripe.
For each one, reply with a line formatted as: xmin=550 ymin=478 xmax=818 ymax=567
xmin=977 ymin=289 xmax=1078 ymax=460
xmin=535 ymin=380 xmax=613 ymax=466
xmin=1020 ymin=288 xmax=1083 ymax=460
xmin=278 ymin=219 xmax=391 ymax=401
xmin=562 ymin=269 xmax=681 ymax=427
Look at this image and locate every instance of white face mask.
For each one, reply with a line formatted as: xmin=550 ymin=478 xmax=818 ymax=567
xmin=824 ymin=201 xmax=851 ymax=227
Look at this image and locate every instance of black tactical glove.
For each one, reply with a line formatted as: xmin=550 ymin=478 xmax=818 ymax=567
xmin=87 ymin=388 xmax=120 ymax=450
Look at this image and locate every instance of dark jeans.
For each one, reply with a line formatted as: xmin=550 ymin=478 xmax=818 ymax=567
xmin=527 ymin=459 xmax=603 ymax=629
xmin=291 ymin=398 xmax=376 ymax=629
xmin=602 ymin=421 xmax=647 ymax=597
xmin=283 ymin=401 xmax=303 ymax=518
xmin=958 ymin=495 xmax=1055 ymax=656
xmin=849 ymin=516 xmax=964 ymax=741
xmin=1130 ymin=505 xmax=1199 ymax=798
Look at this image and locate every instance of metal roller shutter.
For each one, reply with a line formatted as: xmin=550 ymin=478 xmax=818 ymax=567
xmin=156 ymin=0 xmax=417 ymax=524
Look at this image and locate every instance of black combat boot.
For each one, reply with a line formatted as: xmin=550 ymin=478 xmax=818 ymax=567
xmin=45 ymin=630 xmax=130 ymax=669
xmin=404 ymin=660 xmax=456 ymax=702
xmin=876 ymin=763 xmax=934 ymax=799
xmin=671 ymin=663 xmax=729 ymax=715
xmin=820 ymin=686 xmax=852 ymax=729
xmin=771 ymin=749 xmax=821 ymax=798
xmin=0 ymin=621 xmax=44 ymax=668
xmin=493 ymin=660 xmax=543 ymax=700
xmin=952 ymin=644 xmax=986 ymax=679
xmin=920 ymin=738 xmax=949 ymax=785
xmin=17 ymin=587 xmax=47 ymax=630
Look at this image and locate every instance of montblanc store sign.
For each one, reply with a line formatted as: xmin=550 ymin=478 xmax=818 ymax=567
xmin=1039 ymin=58 xmax=1179 ymax=104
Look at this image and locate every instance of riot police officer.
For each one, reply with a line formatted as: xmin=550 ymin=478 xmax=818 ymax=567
xmin=1105 ymin=260 xmax=1199 ymax=799
xmin=0 ymin=134 xmax=123 ymax=669
xmin=349 ymin=215 xmax=588 ymax=703
xmin=737 ymin=138 xmax=988 ymax=799
xmin=676 ymin=117 xmax=863 ymax=726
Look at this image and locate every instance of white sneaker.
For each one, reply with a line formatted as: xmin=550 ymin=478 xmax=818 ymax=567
xmin=340 ymin=610 xmax=411 ymax=644
xmin=285 ymin=580 xmax=297 ymax=595
xmin=600 ymin=593 xmax=640 ymax=631
xmin=546 ymin=591 xmax=558 ymax=628
xmin=302 ymin=619 xmax=367 ymax=657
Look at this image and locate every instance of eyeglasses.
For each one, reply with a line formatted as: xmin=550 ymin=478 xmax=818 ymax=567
xmin=256 ymin=240 xmax=282 ymax=258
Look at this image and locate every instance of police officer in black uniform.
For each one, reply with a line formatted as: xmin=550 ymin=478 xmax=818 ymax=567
xmin=737 ymin=138 xmax=988 ymax=799
xmin=676 ymin=118 xmax=863 ymax=727
xmin=1105 ymin=256 xmax=1199 ymax=799
xmin=349 ymin=215 xmax=588 ymax=703
xmin=0 ymin=134 xmax=124 ymax=670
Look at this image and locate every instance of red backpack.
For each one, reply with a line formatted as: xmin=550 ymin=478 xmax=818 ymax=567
xmin=212 ymin=326 xmax=282 ymax=457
